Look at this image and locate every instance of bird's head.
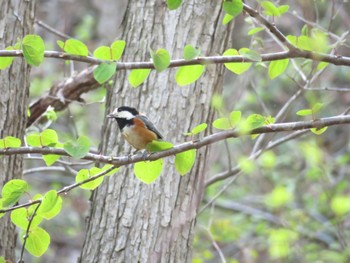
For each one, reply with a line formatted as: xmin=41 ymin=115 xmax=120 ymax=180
xmin=107 ymin=106 xmax=139 ymax=120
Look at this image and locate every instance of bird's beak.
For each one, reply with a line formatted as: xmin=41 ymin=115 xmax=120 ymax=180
xmin=107 ymin=114 xmax=115 ymax=118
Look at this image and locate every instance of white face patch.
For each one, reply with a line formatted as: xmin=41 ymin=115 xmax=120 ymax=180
xmin=112 ymin=108 xmax=135 ymax=119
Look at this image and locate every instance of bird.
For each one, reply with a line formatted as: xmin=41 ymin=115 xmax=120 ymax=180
xmin=107 ymin=106 xmax=163 ymax=151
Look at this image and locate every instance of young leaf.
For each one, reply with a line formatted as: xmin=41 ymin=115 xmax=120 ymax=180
xmin=312 ymin=102 xmax=323 ymax=113
xmin=134 ymin=159 xmax=164 ymax=184
xmin=240 ymin=49 xmax=262 ymax=62
xmin=93 ymin=62 xmax=117 ymax=84
xmin=265 ymin=186 xmax=292 ymax=208
xmin=11 ymin=206 xmax=43 ymax=229
xmin=43 ymin=154 xmax=60 ymax=166
xmin=62 ymin=39 xmax=89 ymax=56
xmin=76 ymin=167 xmax=104 ymax=190
xmin=183 ymin=45 xmax=200 ymax=60
xmin=40 ymin=129 xmax=58 ymax=147
xmin=146 ymin=141 xmax=173 ymax=153
xmin=101 ymin=164 xmax=119 ymax=176
xmin=238 ymin=157 xmax=256 ymax=174
xmin=260 ymin=1 xmax=279 ymax=16
xmin=167 ymin=0 xmax=182 ymax=10
xmin=26 ymin=133 xmax=41 ymax=147
xmin=248 ymin=27 xmax=264 ymax=35
xmin=150 ymin=48 xmax=170 ymax=72
xmin=128 ymin=69 xmax=151 ymax=88
xmin=64 ymin=135 xmax=90 ymax=159
xmin=296 ymin=109 xmax=313 ymax=116
xmin=278 ymin=5 xmax=289 ymax=15
xmin=317 ymin=62 xmax=328 ymax=71
xmin=246 ymin=114 xmax=266 ymax=129
xmin=37 ymin=190 xmax=62 ymax=219
xmin=22 ymin=227 xmax=50 ymax=257
xmin=223 ymin=49 xmax=251 ymax=74
xmin=0 ymin=136 xmax=21 ymax=148
xmin=223 ymin=0 xmax=243 ymax=17
xmin=110 ymin=40 xmax=126 ymax=60
xmin=212 ymin=118 xmax=232 ymax=130
xmin=93 ymin=46 xmax=111 ymax=60
xmin=191 ymin=123 xmax=208 ymax=135
xmin=310 ymin=127 xmax=328 ymax=135
xmin=331 ymin=195 xmax=350 ymax=216
xmin=22 ymin=35 xmax=45 ymax=66
xmin=175 ymin=149 xmax=196 ymax=175
xmin=2 ymin=179 xmax=28 ymax=207
xmin=230 ymin=110 xmax=241 ymax=126
xmin=268 ymin=59 xmax=289 ymax=79
xmin=175 ymin=65 xmax=205 ymax=86
xmin=222 ymin=13 xmax=234 ymax=25
xmin=0 ymin=46 xmax=15 ymax=69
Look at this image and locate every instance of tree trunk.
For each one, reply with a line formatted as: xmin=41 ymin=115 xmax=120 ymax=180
xmin=80 ymin=1 xmax=232 ymax=262
xmin=0 ymin=0 xmax=36 ymax=260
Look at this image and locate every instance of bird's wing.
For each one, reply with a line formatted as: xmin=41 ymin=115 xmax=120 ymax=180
xmin=137 ymin=115 xmax=163 ymax=139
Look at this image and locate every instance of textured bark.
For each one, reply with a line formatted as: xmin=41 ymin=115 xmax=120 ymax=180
xmin=0 ymin=0 xmax=36 ymax=260
xmin=80 ymin=1 xmax=232 ymax=262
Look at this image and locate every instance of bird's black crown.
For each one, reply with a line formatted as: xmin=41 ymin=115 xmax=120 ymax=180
xmin=118 ymin=106 xmax=139 ymax=115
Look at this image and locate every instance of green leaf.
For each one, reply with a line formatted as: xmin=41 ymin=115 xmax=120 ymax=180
xmin=22 ymin=35 xmax=45 ymax=66
xmin=41 ymin=129 xmax=58 ymax=146
xmin=248 ymin=27 xmax=264 ymax=35
xmin=222 ymin=13 xmax=234 ymax=25
xmin=268 ymin=229 xmax=298 ymax=259
xmin=93 ymin=62 xmax=117 ymax=84
xmin=223 ymin=49 xmax=252 ymax=74
xmin=23 ymin=227 xmax=50 ymax=257
xmin=0 ymin=46 xmax=15 ymax=69
xmin=259 ymin=151 xmax=276 ymax=169
xmin=240 ymin=49 xmax=262 ymax=62
xmin=100 ymin=164 xmax=119 ymax=176
xmin=278 ymin=5 xmax=289 ymax=15
xmin=61 ymin=39 xmax=89 ymax=56
xmin=317 ymin=62 xmax=328 ymax=71
xmin=2 ymin=179 xmax=28 ymax=207
xmin=150 ymin=48 xmax=171 ymax=72
xmin=246 ymin=114 xmax=266 ymax=129
xmin=191 ymin=123 xmax=208 ymax=135
xmin=134 ymin=159 xmax=164 ymax=184
xmin=167 ymin=0 xmax=182 ymax=10
xmin=312 ymin=102 xmax=323 ymax=113
xmin=268 ymin=59 xmax=289 ymax=79
xmin=331 ymin=195 xmax=350 ymax=216
xmin=265 ymin=186 xmax=292 ymax=208
xmin=296 ymin=109 xmax=313 ymax=116
xmin=93 ymin=46 xmax=111 ymax=60
xmin=223 ymin=0 xmax=243 ymax=17
xmin=11 ymin=206 xmax=43 ymax=229
xmin=213 ymin=118 xmax=232 ymax=130
xmin=42 ymin=154 xmax=60 ymax=166
xmin=64 ymin=135 xmax=90 ymax=159
xmin=76 ymin=167 xmax=104 ymax=190
xmin=175 ymin=65 xmax=205 ymax=86
xmin=260 ymin=1 xmax=279 ymax=16
xmin=56 ymin=40 xmax=64 ymax=49
xmin=43 ymin=108 xmax=57 ymax=121
xmin=146 ymin=141 xmax=173 ymax=153
xmin=310 ymin=126 xmax=328 ymax=135
xmin=183 ymin=45 xmax=200 ymax=60
xmin=110 ymin=40 xmax=126 ymax=60
xmin=37 ymin=190 xmax=62 ymax=219
xmin=128 ymin=69 xmax=151 ymax=88
xmin=238 ymin=157 xmax=256 ymax=174
xmin=0 ymin=136 xmax=21 ymax=148
xmin=230 ymin=111 xmax=241 ymax=126
xmin=175 ymin=149 xmax=196 ymax=175
xmin=26 ymin=133 xmax=41 ymax=147
xmin=0 ymin=256 xmax=4 ymax=263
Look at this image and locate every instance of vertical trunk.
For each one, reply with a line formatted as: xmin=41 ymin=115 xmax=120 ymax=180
xmin=0 ymin=0 xmax=36 ymax=260
xmin=80 ymin=0 xmax=232 ymax=262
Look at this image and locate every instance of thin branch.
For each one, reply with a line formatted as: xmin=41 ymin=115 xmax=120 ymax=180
xmin=35 ymin=20 xmax=71 ymax=40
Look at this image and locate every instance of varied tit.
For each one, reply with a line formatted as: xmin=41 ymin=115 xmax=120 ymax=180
xmin=107 ymin=106 xmax=163 ymax=151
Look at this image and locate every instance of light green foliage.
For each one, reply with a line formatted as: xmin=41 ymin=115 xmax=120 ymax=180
xmin=259 ymin=151 xmax=276 ymax=169
xmin=0 ymin=46 xmax=15 ymax=69
xmin=248 ymin=27 xmax=264 ymax=35
xmin=64 ymin=135 xmax=90 ymax=159
xmin=11 ymin=206 xmax=43 ymax=229
xmin=212 ymin=111 xmax=241 ymax=130
xmin=37 ymin=190 xmax=62 ymax=219
xmin=240 ymin=49 xmax=262 ymax=62
xmin=27 ymin=129 xmax=58 ymax=147
xmin=223 ymin=48 xmax=252 ymax=74
xmin=150 ymin=48 xmax=171 ymax=72
xmin=76 ymin=167 xmax=105 ymax=190
xmin=1 ymin=179 xmax=28 ymax=207
xmin=268 ymin=229 xmax=298 ymax=259
xmin=0 ymin=136 xmax=21 ymax=148
xmin=268 ymin=59 xmax=289 ymax=79
xmin=317 ymin=61 xmax=329 ymax=71
xmin=265 ymin=186 xmax=292 ymax=208
xmin=222 ymin=14 xmax=234 ymax=25
xmin=93 ymin=62 xmax=117 ymax=84
xmin=183 ymin=45 xmax=200 ymax=60
xmin=296 ymin=103 xmax=323 ymax=117
xmin=299 ymin=142 xmax=323 ymax=166
xmin=167 ymin=0 xmax=182 ymax=10
xmin=184 ymin=123 xmax=208 ymax=136
xmin=134 ymin=159 xmax=164 ymax=184
xmin=238 ymin=157 xmax=256 ymax=174
xmin=260 ymin=1 xmax=289 ymax=17
xmin=146 ymin=141 xmax=173 ymax=153
xmin=287 ymin=30 xmax=329 ymax=53
xmin=93 ymin=46 xmax=111 ymax=60
xmin=175 ymin=149 xmax=196 ymax=175
xmin=0 ymin=256 xmax=4 ymax=263
xmin=310 ymin=126 xmax=327 ymax=135
xmin=175 ymin=65 xmax=205 ymax=86
xmin=42 ymin=107 xmax=57 ymax=122
xmin=100 ymin=164 xmax=119 ymax=176
xmin=223 ymin=0 xmax=243 ymax=17
xmin=57 ymin=39 xmax=88 ymax=56
xmin=22 ymin=35 xmax=45 ymax=66
xmin=93 ymin=40 xmax=126 ymax=60
xmin=331 ymin=195 xmax=350 ymax=217
xmin=128 ymin=69 xmax=151 ymax=87
xmin=22 ymin=227 xmax=50 ymax=257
